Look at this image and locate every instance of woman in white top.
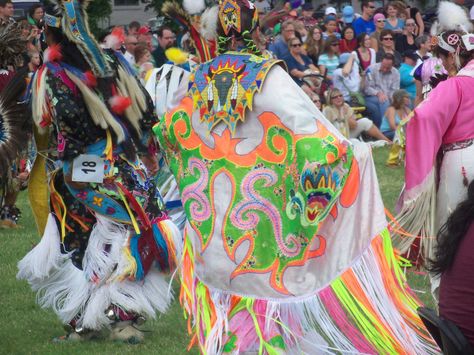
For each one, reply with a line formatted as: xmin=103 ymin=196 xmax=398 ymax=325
xmin=352 ymin=33 xmax=376 ymax=74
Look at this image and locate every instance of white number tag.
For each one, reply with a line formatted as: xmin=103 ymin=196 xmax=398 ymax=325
xmin=72 ymin=154 xmax=105 ymax=183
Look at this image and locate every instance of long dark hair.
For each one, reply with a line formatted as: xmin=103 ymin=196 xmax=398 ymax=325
xmin=429 ymin=179 xmax=474 ymax=275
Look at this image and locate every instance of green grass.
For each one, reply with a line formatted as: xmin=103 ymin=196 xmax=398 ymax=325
xmin=0 ymin=146 xmax=432 ymax=354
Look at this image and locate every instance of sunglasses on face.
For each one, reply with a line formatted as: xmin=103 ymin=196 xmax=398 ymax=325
xmin=313 ymin=99 xmax=321 ymax=103
xmin=369 ymin=5 xmax=376 ymax=9
xmin=292 ymin=43 xmax=302 ymax=47
xmin=331 ymin=94 xmax=343 ymax=99
xmin=382 ymin=37 xmax=393 ymax=41
xmin=377 ymin=19 xmax=385 ymax=23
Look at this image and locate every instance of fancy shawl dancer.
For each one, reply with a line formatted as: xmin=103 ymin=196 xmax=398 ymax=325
xmin=154 ymin=0 xmax=437 ymax=353
xmin=393 ymin=2 xmax=474 ymax=295
xmin=17 ymin=0 xmax=181 ymax=342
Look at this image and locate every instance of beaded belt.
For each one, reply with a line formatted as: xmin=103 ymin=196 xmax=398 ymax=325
xmin=443 ymin=138 xmax=474 ymax=153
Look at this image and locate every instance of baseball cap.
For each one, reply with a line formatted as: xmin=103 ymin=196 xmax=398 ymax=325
xmin=302 ymin=3 xmax=314 ymax=11
xmin=138 ymin=26 xmax=150 ymax=35
xmin=342 ymin=5 xmax=354 ymax=23
xmin=373 ymin=13 xmax=385 ymax=23
xmin=325 ymin=6 xmax=337 ymax=16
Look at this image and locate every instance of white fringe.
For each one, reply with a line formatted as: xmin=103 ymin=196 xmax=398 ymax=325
xmin=18 ymin=213 xmax=174 ymax=330
xmin=17 ymin=214 xmax=65 ymax=280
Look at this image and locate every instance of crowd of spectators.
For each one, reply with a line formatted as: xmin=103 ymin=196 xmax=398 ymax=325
xmin=0 ymin=0 xmax=438 ymax=144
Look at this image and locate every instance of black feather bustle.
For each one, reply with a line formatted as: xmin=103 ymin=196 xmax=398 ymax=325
xmin=0 ymin=68 xmax=32 ymax=176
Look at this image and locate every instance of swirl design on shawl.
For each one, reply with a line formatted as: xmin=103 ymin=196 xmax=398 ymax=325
xmin=181 ymin=158 xmax=211 ymax=222
xmin=231 ymin=168 xmax=301 ymax=257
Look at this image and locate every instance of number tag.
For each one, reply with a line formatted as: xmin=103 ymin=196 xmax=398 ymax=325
xmin=72 ymin=154 xmax=105 ymax=183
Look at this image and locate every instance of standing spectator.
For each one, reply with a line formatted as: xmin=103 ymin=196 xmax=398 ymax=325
xmin=128 ymin=21 xmax=140 ymax=36
xmin=333 ymin=52 xmax=362 ymax=103
xmin=318 ymin=36 xmax=340 ymax=81
xmin=395 ymin=18 xmax=417 ymax=54
xmin=376 ymin=29 xmax=402 ymax=67
xmin=323 ymin=88 xmax=390 ymax=141
xmin=353 ymin=32 xmax=376 ymax=71
xmin=364 ymin=53 xmax=400 ymax=127
xmin=152 ymin=26 xmax=176 ymax=68
xmin=27 ymin=50 xmax=40 ymax=76
xmin=353 ymin=0 xmax=376 ymax=36
xmin=339 ymin=26 xmax=357 ymax=53
xmin=269 ymin=20 xmax=295 ymax=59
xmin=384 ymin=2 xmax=404 ymax=34
xmin=399 ymin=50 xmax=417 ymax=103
xmin=137 ymin=25 xmax=153 ymax=50
xmin=0 ymin=0 xmax=14 ymax=25
xmin=284 ymin=37 xmax=319 ymax=92
xmin=305 ymin=26 xmax=324 ymax=64
xmin=298 ymin=3 xmax=317 ymax=28
xmin=342 ymin=5 xmax=356 ymax=27
xmin=124 ymin=35 xmax=138 ymax=66
xmin=322 ymin=16 xmax=341 ymax=40
xmin=370 ymin=13 xmax=385 ymax=52
xmin=380 ymin=89 xmax=410 ymax=140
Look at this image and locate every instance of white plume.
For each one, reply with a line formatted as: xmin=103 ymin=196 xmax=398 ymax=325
xmin=200 ymin=5 xmax=219 ymax=40
xmin=437 ymin=1 xmax=473 ymax=33
xmin=183 ymin=0 xmax=206 ymax=15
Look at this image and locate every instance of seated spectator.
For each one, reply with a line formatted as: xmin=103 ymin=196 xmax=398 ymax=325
xmin=318 ymin=36 xmax=340 ymax=81
xmin=332 ymin=53 xmax=362 ymax=104
xmin=429 ymin=179 xmax=474 ymax=349
xmin=309 ymin=92 xmax=322 ymax=111
xmin=370 ymin=13 xmax=386 ymax=52
xmin=404 ymin=3 xmax=424 ymax=36
xmin=269 ymin=20 xmax=295 ymax=59
xmin=414 ymin=34 xmax=432 ymax=67
xmin=124 ymin=35 xmax=138 ymax=66
xmin=364 ymin=53 xmax=400 ymax=127
xmin=284 ymin=37 xmax=320 ymax=90
xmin=376 ymin=29 xmax=402 ymax=67
xmin=353 ymin=0 xmax=376 ymax=36
xmin=298 ymin=3 xmax=317 ymax=28
xmin=399 ymin=50 xmax=417 ymax=104
xmin=353 ymin=32 xmax=376 ymax=72
xmin=342 ymin=5 xmax=355 ymax=27
xmin=294 ymin=20 xmax=308 ymax=43
xmin=323 ymin=88 xmax=390 ymax=141
xmin=305 ymin=26 xmax=324 ymax=64
xmin=380 ymin=89 xmax=410 ymax=140
xmin=384 ymin=1 xmax=404 ymax=34
xmin=395 ymin=18 xmax=417 ymax=54
xmin=322 ymin=16 xmax=341 ymax=41
xmin=339 ymin=26 xmax=357 ymax=53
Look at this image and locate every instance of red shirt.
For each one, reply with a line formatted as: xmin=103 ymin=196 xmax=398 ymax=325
xmin=439 ymin=222 xmax=474 ymax=348
xmin=339 ymin=39 xmax=357 ymax=54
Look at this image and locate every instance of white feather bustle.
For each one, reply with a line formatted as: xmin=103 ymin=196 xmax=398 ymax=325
xmin=17 ymin=212 xmax=175 ymax=330
xmin=183 ymin=0 xmax=206 ymax=15
xmin=200 ymin=5 xmax=219 ymax=41
xmin=437 ymin=1 xmax=473 ymax=33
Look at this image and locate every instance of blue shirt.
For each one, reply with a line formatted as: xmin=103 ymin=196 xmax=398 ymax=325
xmin=353 ymin=17 xmax=375 ymax=36
xmin=269 ymin=38 xmax=290 ymax=59
xmin=381 ymin=111 xmax=401 ymax=133
xmin=284 ymin=54 xmax=314 ymax=86
xmin=318 ymin=54 xmax=340 ymax=78
xmin=399 ymin=63 xmax=416 ymax=100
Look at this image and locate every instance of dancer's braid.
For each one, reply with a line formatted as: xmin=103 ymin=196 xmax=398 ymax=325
xmin=241 ymin=30 xmax=262 ymax=56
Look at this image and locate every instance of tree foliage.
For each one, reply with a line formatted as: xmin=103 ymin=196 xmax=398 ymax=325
xmin=86 ymin=0 xmax=112 ymax=37
xmin=146 ymin=0 xmax=183 ymax=15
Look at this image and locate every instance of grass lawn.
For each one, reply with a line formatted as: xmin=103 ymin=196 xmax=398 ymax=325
xmin=0 ymin=146 xmax=432 ymax=355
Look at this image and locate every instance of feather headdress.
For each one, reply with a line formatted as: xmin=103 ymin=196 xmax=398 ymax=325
xmin=0 ymin=23 xmax=28 ymax=69
xmin=183 ymin=0 xmax=206 ymax=15
xmin=44 ymin=0 xmax=113 ymax=78
xmin=437 ymin=1 xmax=473 ymax=33
xmin=200 ymin=5 xmax=219 ymax=41
xmin=0 ymin=70 xmax=30 ymax=175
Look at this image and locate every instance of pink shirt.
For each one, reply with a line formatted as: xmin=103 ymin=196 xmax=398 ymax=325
xmin=405 ymin=75 xmax=474 ymax=190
